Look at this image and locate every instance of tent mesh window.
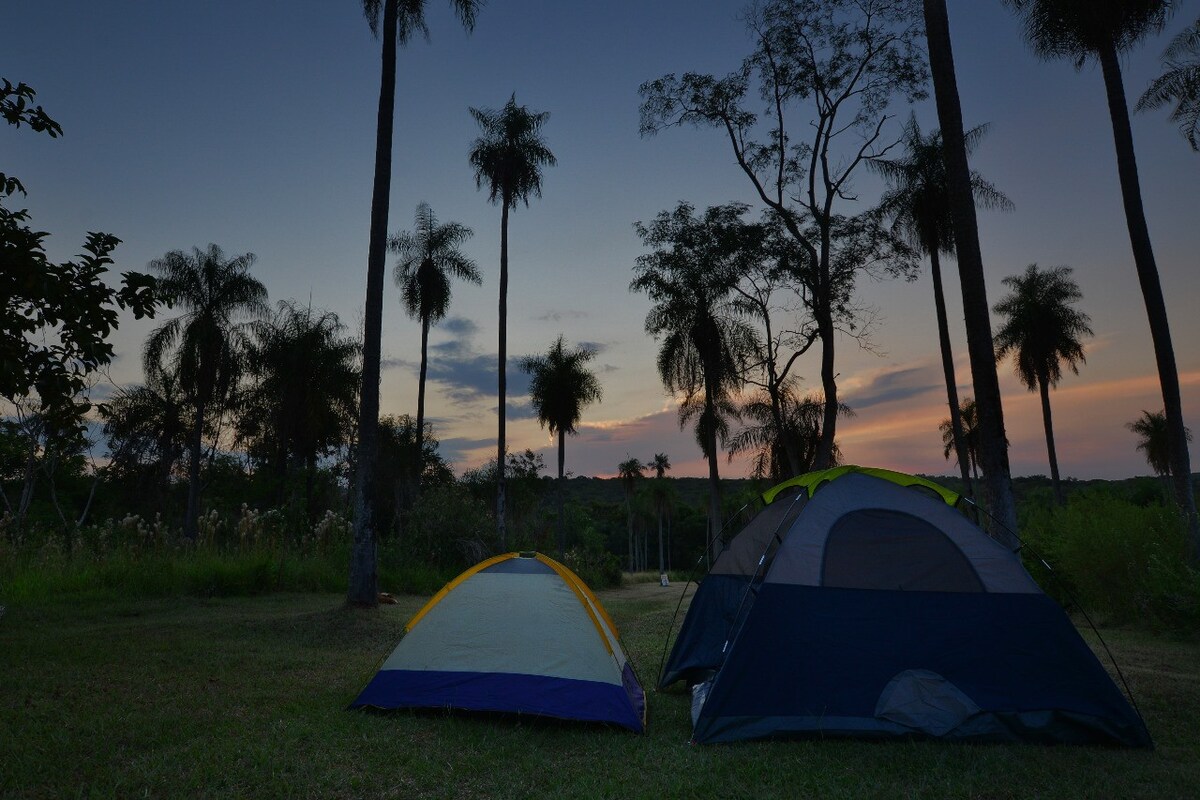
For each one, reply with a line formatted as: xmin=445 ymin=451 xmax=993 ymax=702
xmin=820 ymin=509 xmax=985 ymax=592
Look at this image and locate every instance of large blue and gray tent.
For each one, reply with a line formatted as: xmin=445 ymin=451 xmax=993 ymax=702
xmin=661 ymin=466 xmax=966 ymax=689
xmin=352 ymin=552 xmax=645 ymax=732
xmin=667 ymin=467 xmax=1151 ymax=746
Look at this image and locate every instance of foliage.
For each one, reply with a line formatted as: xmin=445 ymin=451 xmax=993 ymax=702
xmin=1022 ymin=488 xmax=1200 ymax=628
xmin=1137 ymin=17 xmax=1200 ymax=150
xmin=1 ymin=78 xmax=158 ymax=433
xmin=236 ymin=300 xmax=360 ymax=482
xmin=994 ymin=264 xmax=1093 ymax=392
xmin=373 ymin=414 xmax=455 ymax=536
xmin=728 ymin=383 xmax=851 ymax=481
xmin=631 ymin=202 xmax=758 ymax=460
xmin=939 ymin=397 xmax=981 ymax=478
xmin=638 ymin=0 xmax=927 ymax=467
xmin=1127 ymin=409 xmax=1193 ymax=479
xmin=1004 ymin=0 xmax=1173 ymax=65
xmin=520 ymin=336 xmax=603 ymax=441
xmin=468 ymin=95 xmax=557 ymax=211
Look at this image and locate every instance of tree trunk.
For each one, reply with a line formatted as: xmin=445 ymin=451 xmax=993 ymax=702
xmin=415 ymin=314 xmax=430 ymax=490
xmin=496 ymin=198 xmax=510 ymax=549
xmin=556 ymin=429 xmax=566 ymax=558
xmin=1038 ymin=377 xmax=1064 ymax=506
xmin=706 ymin=396 xmax=724 ymax=563
xmin=657 ymin=498 xmax=665 ymax=576
xmin=348 ymin=0 xmax=398 ymax=608
xmin=930 ymin=247 xmax=974 ymax=499
xmin=815 ymin=302 xmax=838 ymax=471
xmin=923 ymin=0 xmax=1019 ymax=547
xmin=184 ymin=395 xmax=206 ymax=541
xmin=1098 ymin=42 xmax=1199 ymax=559
xmin=626 ymin=492 xmax=635 ymax=572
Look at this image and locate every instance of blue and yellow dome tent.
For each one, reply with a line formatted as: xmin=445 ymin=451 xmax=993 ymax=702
xmin=351 ymin=552 xmax=645 ymax=732
xmin=663 ymin=466 xmax=1151 ymax=746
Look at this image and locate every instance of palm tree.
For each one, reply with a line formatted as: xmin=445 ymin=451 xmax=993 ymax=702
xmin=632 ymin=203 xmax=758 ymax=560
xmin=391 ymin=202 xmax=479 ymax=480
xmin=1137 ymin=17 xmax=1200 ymax=150
xmin=144 ymin=245 xmax=268 ymax=540
xmin=921 ymin=0 xmax=1021 ymax=547
xmin=238 ymin=301 xmax=360 ymax=511
xmin=940 ymin=397 xmax=981 ymax=487
xmin=520 ymin=335 xmax=603 ymax=557
xmin=351 ymin=0 xmax=482 ymax=607
xmin=993 ymin=264 xmax=1093 ymax=504
xmin=617 ymin=458 xmax=645 ymax=572
xmin=1003 ymin=0 xmax=1197 ymax=551
xmin=729 ymin=384 xmax=852 ymax=482
xmin=1127 ymin=410 xmax=1193 ymax=500
xmin=468 ymin=94 xmax=557 ymax=549
xmin=871 ymin=115 xmax=1013 ymax=500
xmin=648 ymin=452 xmax=671 ymax=576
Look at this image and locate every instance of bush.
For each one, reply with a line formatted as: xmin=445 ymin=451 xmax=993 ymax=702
xmin=1021 ymin=488 xmax=1200 ymax=629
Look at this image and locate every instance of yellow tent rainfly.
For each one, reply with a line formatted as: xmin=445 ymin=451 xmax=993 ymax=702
xmin=351 ymin=552 xmax=646 ymax=732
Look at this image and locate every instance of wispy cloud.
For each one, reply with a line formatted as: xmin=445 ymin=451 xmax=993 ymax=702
xmin=841 ymin=363 xmax=942 ymax=410
xmin=533 ymin=309 xmax=588 ymax=323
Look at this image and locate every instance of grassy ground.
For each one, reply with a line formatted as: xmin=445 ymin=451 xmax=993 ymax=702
xmin=2 ymin=582 xmax=1197 ymax=799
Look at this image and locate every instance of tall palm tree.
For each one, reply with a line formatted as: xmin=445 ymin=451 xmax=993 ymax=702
xmin=632 ymin=203 xmax=758 ymax=560
xmin=351 ymin=0 xmax=482 ymax=607
xmin=144 ymin=245 xmax=268 ymax=540
xmin=391 ymin=202 xmax=479 ymax=480
xmin=1137 ymin=17 xmax=1200 ymax=151
xmin=1128 ymin=410 xmax=1193 ymax=500
xmin=1003 ymin=0 xmax=1197 ymax=551
xmin=617 ymin=457 xmax=645 ymax=572
xmin=468 ymin=94 xmax=556 ymax=549
xmin=993 ymin=264 xmax=1092 ymax=504
xmin=940 ymin=397 xmax=981 ymax=487
xmin=921 ymin=0 xmax=1021 ymax=547
xmin=871 ymin=115 xmax=1013 ymax=500
xmin=520 ymin=335 xmax=602 ymax=557
xmin=648 ymin=452 xmax=671 ymax=576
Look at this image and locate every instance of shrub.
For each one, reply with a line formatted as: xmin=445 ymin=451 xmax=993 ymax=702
xmin=1021 ymin=488 xmax=1200 ymax=629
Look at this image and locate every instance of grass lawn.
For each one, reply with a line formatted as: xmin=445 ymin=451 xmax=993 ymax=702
xmin=1 ymin=582 xmax=1197 ymax=799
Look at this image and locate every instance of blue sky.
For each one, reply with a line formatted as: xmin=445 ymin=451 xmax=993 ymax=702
xmin=6 ymin=1 xmax=1199 ymax=480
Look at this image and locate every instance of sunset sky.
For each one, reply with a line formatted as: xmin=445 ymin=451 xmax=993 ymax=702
xmin=7 ymin=1 xmax=1199 ymax=481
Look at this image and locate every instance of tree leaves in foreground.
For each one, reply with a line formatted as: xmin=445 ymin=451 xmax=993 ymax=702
xmin=1137 ymin=17 xmax=1200 ymax=150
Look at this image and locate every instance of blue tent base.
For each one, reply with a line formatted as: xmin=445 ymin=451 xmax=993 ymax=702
xmin=693 ymin=585 xmax=1151 ymax=747
xmin=351 ymin=667 xmax=645 ymax=733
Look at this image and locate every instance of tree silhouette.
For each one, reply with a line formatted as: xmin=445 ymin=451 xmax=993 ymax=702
xmin=144 ymin=245 xmax=268 ymax=540
xmin=237 ymin=301 xmax=360 ymax=512
xmin=940 ymin=397 xmax=981 ymax=486
xmin=994 ymin=264 xmax=1092 ymax=504
xmin=632 ymin=203 xmax=758 ymax=561
xmin=1003 ymin=0 xmax=1196 ymax=552
xmin=1137 ymin=17 xmax=1200 ymax=151
xmin=617 ymin=458 xmax=646 ymax=572
xmin=648 ymin=453 xmax=672 ymax=576
xmin=729 ymin=383 xmax=851 ymax=481
xmin=350 ymin=0 xmax=482 ymax=607
xmin=639 ymin=0 xmax=926 ymax=470
xmin=871 ymin=115 xmax=1013 ymax=500
xmin=921 ymin=0 xmax=1020 ymax=546
xmin=468 ymin=94 xmax=556 ymax=549
xmin=391 ymin=202 xmax=479 ymax=482
xmin=520 ymin=335 xmax=602 ymax=557
xmin=1127 ymin=410 xmax=1192 ymax=499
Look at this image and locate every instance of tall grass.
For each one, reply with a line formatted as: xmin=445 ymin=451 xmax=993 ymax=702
xmin=0 ymin=507 xmax=456 ymax=606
